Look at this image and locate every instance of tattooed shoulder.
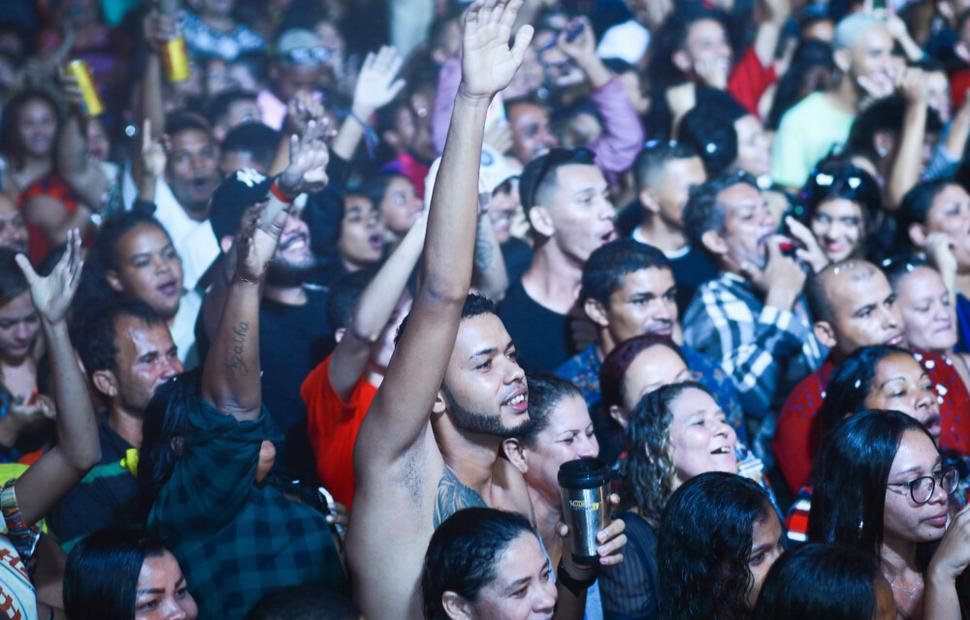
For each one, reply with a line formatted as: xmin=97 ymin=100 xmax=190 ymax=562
xmin=433 ymin=465 xmax=486 ymax=528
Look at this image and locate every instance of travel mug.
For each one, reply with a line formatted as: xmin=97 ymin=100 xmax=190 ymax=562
xmin=558 ymin=457 xmax=609 ymax=566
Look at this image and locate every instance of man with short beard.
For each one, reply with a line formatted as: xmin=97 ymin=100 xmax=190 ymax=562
xmin=200 ymin=127 xmax=332 ymax=482
xmin=348 ymin=3 xmax=625 ymax=618
xmin=49 ymin=301 xmax=183 ymax=549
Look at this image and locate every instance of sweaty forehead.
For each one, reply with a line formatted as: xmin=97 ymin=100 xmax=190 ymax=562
xmin=115 ymin=318 xmax=173 ymax=358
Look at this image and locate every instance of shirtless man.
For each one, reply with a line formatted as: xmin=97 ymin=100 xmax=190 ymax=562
xmin=346 ymin=2 xmax=625 ymax=618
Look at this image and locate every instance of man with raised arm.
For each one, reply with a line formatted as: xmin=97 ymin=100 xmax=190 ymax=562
xmin=347 ymin=2 xmax=624 ymax=619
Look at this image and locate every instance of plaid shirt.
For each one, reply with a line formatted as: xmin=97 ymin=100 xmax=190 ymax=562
xmin=148 ymin=399 xmax=346 ymax=619
xmin=683 ymin=272 xmax=825 ymax=423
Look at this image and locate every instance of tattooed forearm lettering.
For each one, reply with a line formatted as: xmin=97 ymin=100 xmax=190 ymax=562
xmin=225 ymin=322 xmax=250 ymax=375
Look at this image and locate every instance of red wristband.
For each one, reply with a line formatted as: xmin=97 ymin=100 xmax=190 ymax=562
xmin=270 ymin=180 xmax=294 ymax=203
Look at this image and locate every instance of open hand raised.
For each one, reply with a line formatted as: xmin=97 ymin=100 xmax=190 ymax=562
xmin=15 ymin=229 xmax=83 ymax=325
xmin=459 ymin=0 xmax=535 ymax=101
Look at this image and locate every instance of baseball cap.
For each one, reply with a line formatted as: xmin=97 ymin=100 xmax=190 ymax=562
xmin=209 ymin=168 xmax=271 ymax=241
xmin=423 ymin=145 xmax=520 ymax=211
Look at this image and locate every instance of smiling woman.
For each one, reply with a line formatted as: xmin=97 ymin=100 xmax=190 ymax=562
xmin=73 ymin=210 xmax=201 ymax=368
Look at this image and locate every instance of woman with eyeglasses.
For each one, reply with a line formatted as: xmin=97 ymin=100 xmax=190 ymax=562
xmin=808 ymin=409 xmax=969 ymax=619
xmin=799 ymin=161 xmax=881 ymax=264
xmin=784 ymin=345 xmax=952 ymax=544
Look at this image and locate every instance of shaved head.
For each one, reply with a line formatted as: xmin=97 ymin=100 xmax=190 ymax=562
xmin=806 ymin=260 xmax=879 ymax=323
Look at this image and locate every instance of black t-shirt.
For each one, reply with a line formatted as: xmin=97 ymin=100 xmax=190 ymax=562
xmin=48 ymin=420 xmax=139 ymax=549
xmin=498 ymin=281 xmax=573 ymax=373
xmin=259 ymin=286 xmax=334 ymax=482
xmin=501 ymin=237 xmax=532 ymax=289
xmin=667 ymin=244 xmax=719 ymax=314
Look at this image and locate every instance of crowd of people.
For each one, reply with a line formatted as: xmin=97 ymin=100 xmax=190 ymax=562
xmin=2 ymin=0 xmax=970 ymax=617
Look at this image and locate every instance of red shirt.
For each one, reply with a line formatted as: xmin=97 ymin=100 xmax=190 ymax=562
xmin=17 ymin=175 xmax=80 ymax=265
xmin=728 ymin=46 xmax=778 ymax=118
xmin=302 ymin=354 xmax=378 ymax=508
xmin=774 ymin=351 xmax=970 ymax=493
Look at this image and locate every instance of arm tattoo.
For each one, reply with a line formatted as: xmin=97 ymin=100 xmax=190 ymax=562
xmin=474 ymin=222 xmax=494 ymax=270
xmin=433 ymin=465 xmax=486 ymax=528
xmin=225 ymin=322 xmax=250 ymax=375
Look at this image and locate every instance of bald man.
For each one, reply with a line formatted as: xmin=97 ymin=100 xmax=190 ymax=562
xmin=773 ymin=260 xmax=970 ymax=492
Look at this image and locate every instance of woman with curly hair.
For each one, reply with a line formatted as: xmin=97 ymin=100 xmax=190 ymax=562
xmin=598 ymin=381 xmax=741 ymax=619
xmin=658 ymin=472 xmax=783 ymax=620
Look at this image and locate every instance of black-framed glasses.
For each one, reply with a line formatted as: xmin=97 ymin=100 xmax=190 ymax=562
xmin=887 ymin=467 xmax=959 ymax=505
xmin=527 ymin=147 xmax=594 ymax=209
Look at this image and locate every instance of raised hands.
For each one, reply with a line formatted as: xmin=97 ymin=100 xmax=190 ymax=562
xmin=278 ymin=119 xmax=331 ymax=196
xmin=15 ymin=229 xmax=83 ymax=325
xmin=459 ymin=0 xmax=535 ymax=101
xmin=143 ymin=11 xmax=179 ymax=54
xmin=234 ymin=202 xmax=288 ymax=285
xmin=352 ymin=46 xmax=406 ymax=117
xmin=285 ymin=90 xmax=329 ymax=136
xmin=141 ymin=118 xmax=167 ymax=180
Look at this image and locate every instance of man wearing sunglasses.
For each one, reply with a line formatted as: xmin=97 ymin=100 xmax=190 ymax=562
xmin=498 ymin=147 xmax=616 ymax=372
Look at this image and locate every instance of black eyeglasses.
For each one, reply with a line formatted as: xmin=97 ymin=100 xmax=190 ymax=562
xmin=887 ymin=467 xmax=959 ymax=505
xmin=527 ymin=147 xmax=594 ymax=209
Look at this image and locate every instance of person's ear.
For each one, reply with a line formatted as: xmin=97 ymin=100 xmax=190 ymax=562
xmin=334 ymin=327 xmax=346 ymax=343
xmin=502 ymin=438 xmax=528 ymax=474
xmin=220 ymin=235 xmax=234 ymax=254
xmin=105 ymin=269 xmax=124 ymax=293
xmin=584 ymin=298 xmax=610 ymax=328
xmin=639 ymin=187 xmax=660 ymax=215
xmin=672 ymin=49 xmax=692 ymax=74
xmin=813 ymin=320 xmax=838 ymax=349
xmin=833 ymin=48 xmax=851 ymax=74
xmin=609 ymin=405 xmax=628 ymax=430
xmin=432 ymin=390 xmax=447 ymax=416
xmin=92 ymin=370 xmax=119 ymax=398
xmin=441 ymin=591 xmax=473 ymax=620
xmin=701 ymin=230 xmax=728 ymax=257
xmin=528 ymin=205 xmax=555 ymax=237
xmin=908 ymin=223 xmax=928 ymax=248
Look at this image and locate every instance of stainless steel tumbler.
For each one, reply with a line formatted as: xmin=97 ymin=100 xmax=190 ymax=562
xmin=558 ymin=457 xmax=609 ymax=566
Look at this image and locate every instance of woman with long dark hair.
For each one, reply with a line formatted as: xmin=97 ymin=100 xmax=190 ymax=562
xmin=658 ymin=472 xmax=783 ymax=620
xmin=754 ymin=543 xmax=895 ymax=620
xmin=64 ymin=528 xmax=198 ymax=620
xmin=785 ymin=345 xmax=946 ymax=545
xmin=808 ymin=409 xmax=970 ymax=618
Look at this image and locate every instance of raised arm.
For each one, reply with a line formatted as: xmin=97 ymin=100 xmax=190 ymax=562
xmin=202 ymin=124 xmax=330 ymax=421
xmin=331 ymin=46 xmax=406 ymax=162
xmin=329 ymin=212 xmax=427 ymax=400
xmin=753 ymin=0 xmax=790 ymax=67
xmin=138 ymin=10 xmax=178 ymax=139
xmin=887 ymin=68 xmax=928 ymax=210
xmin=56 ymin=70 xmax=110 ymax=210
xmin=13 ymin=231 xmax=100 ymax=526
xmin=355 ymin=0 xmax=533 ymax=468
xmin=558 ymin=18 xmax=644 ymax=175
